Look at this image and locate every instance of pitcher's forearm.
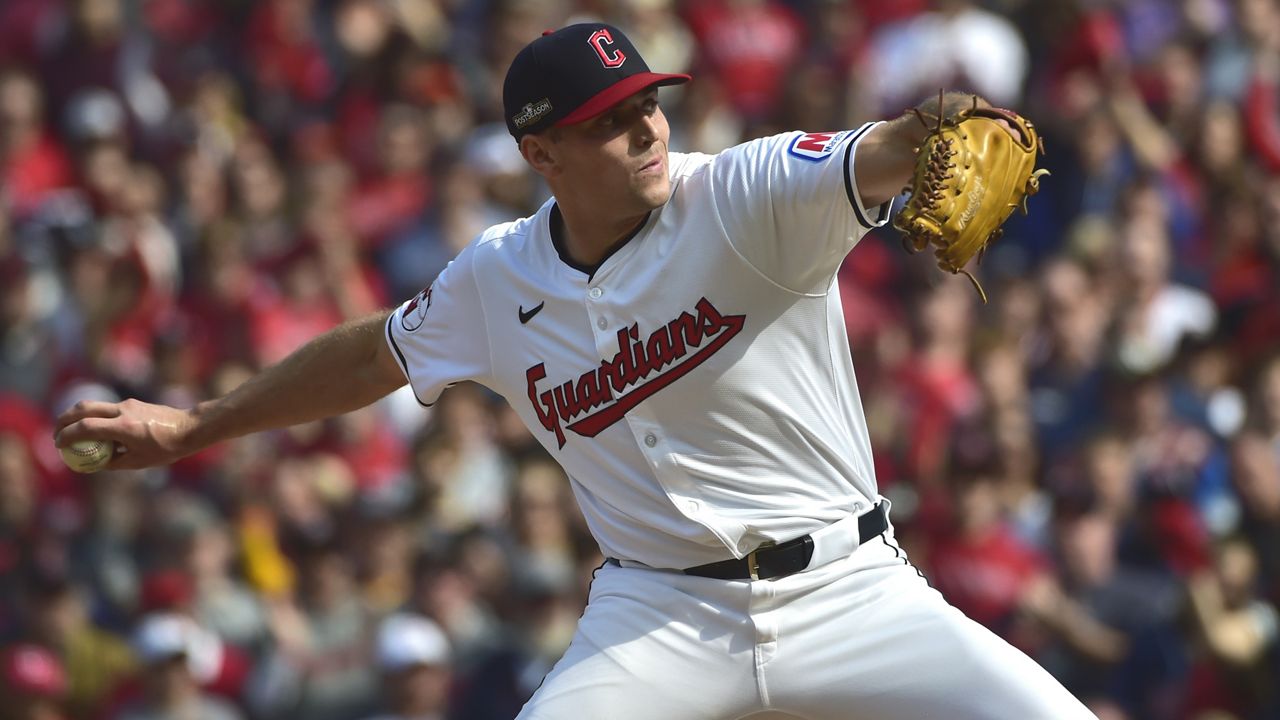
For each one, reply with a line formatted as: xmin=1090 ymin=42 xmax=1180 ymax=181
xmin=855 ymin=91 xmax=984 ymax=208
xmin=183 ymin=311 xmax=406 ymax=452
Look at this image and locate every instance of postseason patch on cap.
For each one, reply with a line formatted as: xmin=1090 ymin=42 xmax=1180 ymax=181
xmin=787 ymin=130 xmax=853 ymax=162
xmin=513 ymin=98 xmax=553 ymax=129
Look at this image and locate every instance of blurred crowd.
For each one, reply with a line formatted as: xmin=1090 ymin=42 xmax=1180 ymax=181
xmin=1 ymin=0 xmax=1278 ymax=718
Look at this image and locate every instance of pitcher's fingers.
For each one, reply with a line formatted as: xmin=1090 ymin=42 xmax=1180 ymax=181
xmin=55 ymin=415 xmax=134 ymax=448
xmin=102 ymin=446 xmax=150 ymax=471
xmin=54 ymin=400 xmax=122 ymax=435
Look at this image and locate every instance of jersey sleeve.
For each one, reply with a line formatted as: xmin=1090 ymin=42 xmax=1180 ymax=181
xmin=710 ymin=122 xmax=892 ymax=293
xmin=384 ymin=244 xmax=490 ymax=406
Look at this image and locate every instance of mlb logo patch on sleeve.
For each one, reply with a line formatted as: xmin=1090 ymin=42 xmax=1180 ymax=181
xmin=787 ymin=130 xmax=852 ymax=162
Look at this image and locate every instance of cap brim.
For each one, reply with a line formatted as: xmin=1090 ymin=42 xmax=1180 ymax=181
xmin=556 ymin=72 xmax=691 ymax=127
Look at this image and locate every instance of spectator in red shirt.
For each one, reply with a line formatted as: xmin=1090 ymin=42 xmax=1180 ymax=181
xmin=245 ymin=0 xmax=335 ymax=113
xmin=248 ymin=239 xmax=364 ymax=368
xmin=683 ymin=0 xmax=805 ymax=121
xmin=0 ymin=68 xmax=72 ymax=219
xmin=891 ymin=280 xmax=982 ymax=484
xmin=926 ymin=434 xmax=1046 ymax=638
xmin=345 ymin=106 xmax=433 ymax=250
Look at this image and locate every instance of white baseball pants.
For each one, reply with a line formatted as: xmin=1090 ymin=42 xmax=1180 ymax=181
xmin=517 ymin=528 xmax=1097 ymax=720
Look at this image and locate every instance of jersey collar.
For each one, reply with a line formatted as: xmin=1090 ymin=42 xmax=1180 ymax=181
xmin=549 ymin=203 xmax=651 ymax=281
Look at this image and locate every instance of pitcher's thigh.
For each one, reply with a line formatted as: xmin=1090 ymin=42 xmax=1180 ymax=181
xmin=517 ymin=567 xmax=761 ymax=720
xmin=771 ymin=567 xmax=1096 ymax=720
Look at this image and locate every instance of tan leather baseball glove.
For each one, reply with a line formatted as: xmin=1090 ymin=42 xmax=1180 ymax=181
xmin=893 ymin=99 xmax=1048 ymax=303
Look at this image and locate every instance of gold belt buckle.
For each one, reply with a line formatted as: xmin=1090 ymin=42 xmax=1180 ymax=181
xmin=747 ymin=541 xmax=776 ymax=581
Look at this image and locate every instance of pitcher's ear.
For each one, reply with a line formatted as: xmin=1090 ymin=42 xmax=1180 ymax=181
xmin=519 ymin=132 xmax=562 ymax=178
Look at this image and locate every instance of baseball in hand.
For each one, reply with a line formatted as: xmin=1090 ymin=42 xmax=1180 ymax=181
xmin=60 ymin=439 xmax=116 ymax=473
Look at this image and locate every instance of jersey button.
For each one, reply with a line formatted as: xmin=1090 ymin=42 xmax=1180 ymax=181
xmin=588 ymin=287 xmax=603 ymax=299
xmin=597 ymin=317 xmax=608 ymax=330
xmin=643 ymin=433 xmax=657 ymax=447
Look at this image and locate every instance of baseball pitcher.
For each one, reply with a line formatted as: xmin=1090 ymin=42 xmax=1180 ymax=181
xmin=57 ymin=23 xmax=1091 ymax=720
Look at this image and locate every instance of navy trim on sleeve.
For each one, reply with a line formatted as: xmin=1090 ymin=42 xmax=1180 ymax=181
xmin=385 ymin=312 xmax=434 ymax=408
xmin=841 ymin=122 xmax=892 ymax=230
xmin=874 ymin=196 xmax=892 ymax=224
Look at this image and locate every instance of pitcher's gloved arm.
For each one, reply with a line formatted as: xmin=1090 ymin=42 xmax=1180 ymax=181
xmin=853 ymin=91 xmax=989 ymax=208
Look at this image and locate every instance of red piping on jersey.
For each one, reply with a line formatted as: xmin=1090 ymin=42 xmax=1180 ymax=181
xmin=526 ymin=297 xmax=745 ymax=448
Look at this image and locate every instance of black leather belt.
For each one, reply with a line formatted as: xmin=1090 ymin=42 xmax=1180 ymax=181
xmin=682 ymin=502 xmax=889 ymax=581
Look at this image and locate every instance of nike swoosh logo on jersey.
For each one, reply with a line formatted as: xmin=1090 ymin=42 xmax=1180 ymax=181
xmin=518 ymin=301 xmax=545 ymax=324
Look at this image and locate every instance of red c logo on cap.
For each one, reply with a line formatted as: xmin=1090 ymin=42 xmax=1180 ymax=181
xmin=588 ymin=28 xmax=626 ymax=68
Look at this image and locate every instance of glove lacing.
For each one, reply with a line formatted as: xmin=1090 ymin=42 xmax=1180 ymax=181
xmin=903 ymin=100 xmax=990 ymax=303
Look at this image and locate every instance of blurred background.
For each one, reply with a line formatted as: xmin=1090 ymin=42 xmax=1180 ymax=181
xmin=0 ymin=0 xmax=1278 ymax=718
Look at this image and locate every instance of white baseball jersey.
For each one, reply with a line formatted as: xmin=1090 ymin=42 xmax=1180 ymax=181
xmin=387 ymin=122 xmax=891 ymax=570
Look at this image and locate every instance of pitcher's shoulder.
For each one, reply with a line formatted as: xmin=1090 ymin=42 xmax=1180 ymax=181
xmin=469 ymin=199 xmax=553 ymax=256
xmin=668 ymin=150 xmax=716 ymax=181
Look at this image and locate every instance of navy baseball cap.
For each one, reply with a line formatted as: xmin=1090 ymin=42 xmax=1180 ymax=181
xmin=503 ymin=23 xmax=691 ymax=140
